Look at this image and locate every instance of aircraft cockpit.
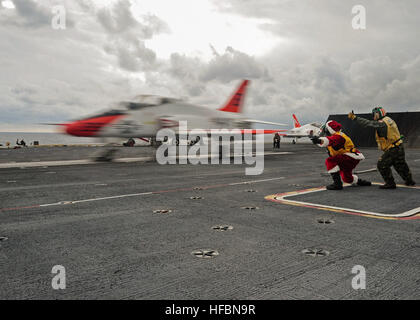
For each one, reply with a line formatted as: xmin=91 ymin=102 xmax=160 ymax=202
xmin=310 ymin=122 xmax=323 ymax=128
xmin=104 ymin=95 xmax=183 ymax=112
xmin=112 ymin=95 xmax=181 ymax=111
xmin=129 ymin=95 xmax=181 ymax=108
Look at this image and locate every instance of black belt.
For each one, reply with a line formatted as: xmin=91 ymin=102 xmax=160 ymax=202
xmin=386 ymin=136 xmax=403 ymax=150
xmin=388 ymin=143 xmax=402 ymax=151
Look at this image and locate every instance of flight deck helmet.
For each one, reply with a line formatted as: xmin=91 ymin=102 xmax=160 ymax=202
xmin=372 ymin=106 xmax=386 ymax=120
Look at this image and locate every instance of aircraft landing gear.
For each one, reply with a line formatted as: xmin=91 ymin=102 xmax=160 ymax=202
xmin=150 ymin=137 xmax=163 ymax=148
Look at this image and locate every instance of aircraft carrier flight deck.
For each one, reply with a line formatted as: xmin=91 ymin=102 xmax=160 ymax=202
xmin=0 ymin=144 xmax=419 ymax=299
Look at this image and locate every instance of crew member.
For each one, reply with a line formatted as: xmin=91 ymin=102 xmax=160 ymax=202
xmin=311 ymin=120 xmax=371 ymax=190
xmin=273 ymin=133 xmax=281 ymax=149
xmin=123 ymin=138 xmax=135 ymax=147
xmin=348 ymin=107 xmax=415 ymax=189
xmin=16 ymin=139 xmax=26 ymax=147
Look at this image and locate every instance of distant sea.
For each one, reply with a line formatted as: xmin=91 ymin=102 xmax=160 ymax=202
xmin=0 ymin=132 xmax=98 ymax=146
xmin=0 ymin=132 xmax=311 ymax=147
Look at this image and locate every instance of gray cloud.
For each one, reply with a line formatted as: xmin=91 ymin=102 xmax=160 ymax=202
xmin=97 ymin=0 xmax=138 ymax=34
xmin=11 ymin=0 xmax=51 ymax=27
xmin=97 ymin=0 xmax=168 ymax=72
xmin=0 ymin=2 xmax=140 ymax=124
xmin=204 ymin=0 xmax=420 ymax=124
xmin=97 ymin=0 xmax=168 ymax=37
xmin=1 ymin=0 xmax=75 ymax=28
xmin=105 ymin=38 xmax=157 ymax=71
xmin=200 ymin=46 xmax=267 ymax=82
xmin=1 ymin=0 xmax=420 ymax=131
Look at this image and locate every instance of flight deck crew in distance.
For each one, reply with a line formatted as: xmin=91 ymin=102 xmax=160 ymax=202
xmin=273 ymin=133 xmax=281 ymax=149
xmin=311 ymin=120 xmax=372 ymax=190
xmin=16 ymin=139 xmax=26 ymax=147
xmin=348 ymin=107 xmax=416 ymax=189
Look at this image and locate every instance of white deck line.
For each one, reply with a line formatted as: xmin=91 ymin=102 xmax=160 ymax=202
xmin=0 ymin=152 xmax=293 ymax=169
xmin=33 ymin=176 xmax=285 ymax=207
xmin=273 ymin=183 xmax=420 ymax=218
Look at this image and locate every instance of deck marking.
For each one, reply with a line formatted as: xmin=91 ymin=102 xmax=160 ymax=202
xmin=229 ymin=177 xmax=285 ymax=185
xmin=265 ymin=183 xmax=420 ymax=220
xmin=0 ymin=158 xmax=153 ymax=169
xmin=0 ymin=152 xmax=293 ymax=169
xmin=0 ymin=176 xmax=285 ymax=212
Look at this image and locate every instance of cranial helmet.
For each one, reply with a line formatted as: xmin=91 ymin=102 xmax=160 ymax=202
xmin=372 ymin=106 xmax=386 ymax=119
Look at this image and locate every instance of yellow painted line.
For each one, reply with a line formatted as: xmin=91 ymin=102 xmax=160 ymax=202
xmin=265 ymin=183 xmax=420 ymax=220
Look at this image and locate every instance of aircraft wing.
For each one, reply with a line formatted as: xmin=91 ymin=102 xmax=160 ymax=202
xmin=281 ymin=134 xmax=309 ymax=138
xmin=241 ymin=119 xmax=288 ymax=126
xmin=173 ymin=129 xmax=288 ymax=135
xmin=240 ymin=129 xmax=288 ymax=134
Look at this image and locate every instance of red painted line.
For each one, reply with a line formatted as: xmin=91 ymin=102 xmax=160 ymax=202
xmin=0 ymin=205 xmax=41 ymax=212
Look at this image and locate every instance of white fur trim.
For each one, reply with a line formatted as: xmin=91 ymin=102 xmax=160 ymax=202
xmin=318 ymin=137 xmax=329 ymax=148
xmin=327 ymin=165 xmax=340 ymax=173
xmin=352 ymin=175 xmax=358 ymax=185
xmin=344 ymin=152 xmax=365 ymax=160
xmin=326 ymin=121 xmax=340 ymax=135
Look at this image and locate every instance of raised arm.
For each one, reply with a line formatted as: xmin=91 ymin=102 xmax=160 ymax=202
xmin=355 ymin=116 xmax=386 ymax=129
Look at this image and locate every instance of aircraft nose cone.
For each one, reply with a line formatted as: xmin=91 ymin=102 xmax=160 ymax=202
xmin=64 ymin=114 xmax=125 ymax=137
xmin=65 ymin=121 xmax=83 ymax=136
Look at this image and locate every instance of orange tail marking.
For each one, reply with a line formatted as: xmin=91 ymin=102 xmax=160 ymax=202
xmin=292 ymin=114 xmax=301 ymax=128
xmin=219 ymin=80 xmax=249 ymax=113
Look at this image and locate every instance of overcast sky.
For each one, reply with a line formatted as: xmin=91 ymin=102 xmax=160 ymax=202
xmin=1 ymin=0 xmax=419 ymax=132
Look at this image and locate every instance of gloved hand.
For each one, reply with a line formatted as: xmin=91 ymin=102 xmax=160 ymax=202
xmin=311 ymin=136 xmax=322 ymax=145
xmin=348 ymin=110 xmax=356 ymax=120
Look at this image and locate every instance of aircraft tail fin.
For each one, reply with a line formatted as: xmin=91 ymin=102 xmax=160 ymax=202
xmin=292 ymin=114 xmax=301 ymax=128
xmin=219 ymin=79 xmax=249 ymax=113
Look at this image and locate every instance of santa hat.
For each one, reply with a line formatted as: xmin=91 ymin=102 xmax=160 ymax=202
xmin=325 ymin=120 xmax=342 ymax=134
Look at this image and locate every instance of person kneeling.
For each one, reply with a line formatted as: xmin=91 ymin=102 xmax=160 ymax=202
xmin=311 ymin=120 xmax=371 ymax=190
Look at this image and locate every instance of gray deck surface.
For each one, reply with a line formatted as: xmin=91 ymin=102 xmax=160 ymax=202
xmin=288 ymin=186 xmax=419 ymax=215
xmin=0 ymin=144 xmax=419 ymax=300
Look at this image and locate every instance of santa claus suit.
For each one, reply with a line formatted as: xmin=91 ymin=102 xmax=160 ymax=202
xmin=317 ymin=121 xmax=365 ymax=184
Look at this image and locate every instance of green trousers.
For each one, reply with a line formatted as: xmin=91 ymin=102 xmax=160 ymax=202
xmin=377 ymin=145 xmax=413 ymax=184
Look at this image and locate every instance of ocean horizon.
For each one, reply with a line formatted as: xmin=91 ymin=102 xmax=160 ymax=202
xmin=0 ymin=132 xmax=98 ymax=146
xmin=0 ymin=132 xmax=310 ymax=147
